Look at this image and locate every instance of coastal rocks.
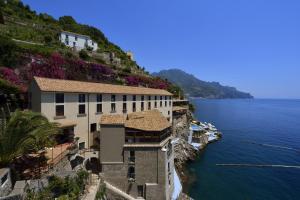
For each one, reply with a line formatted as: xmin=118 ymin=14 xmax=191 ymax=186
xmin=178 ymin=192 xmax=194 ymax=200
xmin=173 ymin=138 xmax=198 ymax=176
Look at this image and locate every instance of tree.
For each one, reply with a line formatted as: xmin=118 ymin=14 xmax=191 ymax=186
xmin=0 ymin=110 xmax=60 ymax=167
xmin=0 ymin=36 xmax=19 ymax=67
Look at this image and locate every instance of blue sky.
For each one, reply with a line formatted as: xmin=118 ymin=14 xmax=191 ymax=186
xmin=23 ymin=0 xmax=300 ymax=98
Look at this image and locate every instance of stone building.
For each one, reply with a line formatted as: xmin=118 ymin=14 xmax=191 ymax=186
xmin=100 ymin=110 xmax=174 ymax=200
xmin=28 ymin=77 xmax=173 ymax=150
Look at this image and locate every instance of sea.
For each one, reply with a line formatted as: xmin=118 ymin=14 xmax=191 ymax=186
xmin=185 ymin=99 xmax=300 ymax=200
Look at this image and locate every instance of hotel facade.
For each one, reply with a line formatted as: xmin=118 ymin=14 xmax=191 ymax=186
xmin=28 ymin=77 xmax=173 ymax=150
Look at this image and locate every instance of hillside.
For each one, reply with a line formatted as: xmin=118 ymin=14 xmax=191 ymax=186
xmin=153 ymin=69 xmax=253 ymax=99
xmin=0 ymin=0 xmax=183 ymax=106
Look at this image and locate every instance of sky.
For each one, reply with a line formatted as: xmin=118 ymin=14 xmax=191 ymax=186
xmin=22 ymin=0 xmax=300 ymax=98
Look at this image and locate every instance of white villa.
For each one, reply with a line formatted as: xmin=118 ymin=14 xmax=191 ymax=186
xmin=59 ymin=31 xmax=98 ymax=51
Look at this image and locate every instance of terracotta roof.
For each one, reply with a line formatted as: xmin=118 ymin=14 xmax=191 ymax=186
xmin=172 ymin=106 xmax=188 ymax=112
xmin=126 ymin=110 xmax=171 ymax=131
xmin=56 ymin=119 xmax=77 ymax=128
xmin=100 ymin=114 xmax=126 ymax=125
xmin=33 ymin=77 xmax=172 ymax=96
xmin=99 ymin=110 xmax=170 ymax=131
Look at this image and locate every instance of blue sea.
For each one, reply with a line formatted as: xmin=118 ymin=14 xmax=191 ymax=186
xmin=186 ymin=99 xmax=300 ymax=200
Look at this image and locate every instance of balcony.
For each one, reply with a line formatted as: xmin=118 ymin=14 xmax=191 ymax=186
xmin=125 ymin=128 xmax=171 ymax=144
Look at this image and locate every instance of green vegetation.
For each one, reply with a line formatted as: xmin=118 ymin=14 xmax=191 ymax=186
xmin=26 ymin=170 xmax=89 ymax=200
xmin=0 ymin=110 xmax=60 ymax=167
xmin=0 ymin=0 xmax=137 ymax=69
xmin=0 ymin=35 xmax=19 ymax=67
xmin=79 ymin=49 xmax=90 ymax=60
xmin=95 ymin=179 xmax=106 ymax=200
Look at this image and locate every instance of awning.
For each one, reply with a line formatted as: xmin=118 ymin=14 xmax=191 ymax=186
xmin=56 ymin=119 xmax=77 ymax=128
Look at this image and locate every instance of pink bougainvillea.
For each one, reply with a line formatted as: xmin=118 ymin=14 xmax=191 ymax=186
xmin=26 ymin=53 xmax=65 ymax=80
xmin=0 ymin=67 xmax=21 ymax=85
xmin=125 ymin=75 xmax=169 ymax=89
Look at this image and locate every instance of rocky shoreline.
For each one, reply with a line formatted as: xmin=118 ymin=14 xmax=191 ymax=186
xmin=172 ymin=109 xmax=221 ymax=200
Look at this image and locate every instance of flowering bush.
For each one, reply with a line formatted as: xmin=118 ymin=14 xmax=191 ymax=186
xmin=125 ymin=75 xmax=169 ymax=89
xmin=0 ymin=67 xmax=22 ymax=85
xmin=27 ymin=53 xmax=65 ymax=80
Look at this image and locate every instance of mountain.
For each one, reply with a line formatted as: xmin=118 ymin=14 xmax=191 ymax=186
xmin=153 ymin=69 xmax=253 ymax=99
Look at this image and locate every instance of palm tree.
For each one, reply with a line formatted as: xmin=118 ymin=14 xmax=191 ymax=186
xmin=0 ymin=110 xmax=60 ymax=167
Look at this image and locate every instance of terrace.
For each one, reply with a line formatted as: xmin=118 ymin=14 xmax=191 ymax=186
xmin=125 ymin=127 xmax=172 ymax=144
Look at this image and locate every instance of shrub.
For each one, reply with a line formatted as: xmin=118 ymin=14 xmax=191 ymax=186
xmin=122 ymin=66 xmax=131 ymax=74
xmin=79 ymin=49 xmax=89 ymax=60
xmin=0 ymin=36 xmax=19 ymax=67
xmin=44 ymin=35 xmax=53 ymax=45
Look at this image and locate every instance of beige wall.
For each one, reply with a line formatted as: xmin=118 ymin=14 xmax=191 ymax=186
xmin=30 ymin=90 xmax=172 ymax=148
xmin=28 ymin=81 xmax=41 ymax=113
xmin=100 ymin=125 xmax=125 ymax=163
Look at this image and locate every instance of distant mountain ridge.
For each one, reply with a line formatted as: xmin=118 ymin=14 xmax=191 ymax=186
xmin=153 ymin=69 xmax=253 ymax=99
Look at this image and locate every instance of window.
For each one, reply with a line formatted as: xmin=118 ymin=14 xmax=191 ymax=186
xmin=66 ymin=35 xmax=69 ymax=39
xmin=148 ymin=96 xmax=151 ymax=101
xmin=75 ymin=36 xmax=78 ymax=41
xmin=111 ymin=94 xmax=116 ymax=102
xmin=148 ymin=102 xmax=151 ymax=110
xmin=56 ymin=105 xmax=64 ymax=117
xmin=165 ymin=100 xmax=167 ymax=107
xmin=96 ymin=94 xmax=102 ymax=113
xmin=133 ymin=95 xmax=136 ymax=101
xmin=141 ymin=95 xmax=144 ymax=101
xmin=97 ymin=94 xmax=102 ymax=102
xmin=154 ymin=96 xmax=157 ymax=108
xmin=137 ymin=185 xmax=144 ymax=198
xmin=111 ymin=103 xmax=116 ymax=112
xmin=123 ymin=95 xmax=127 ymax=102
xmin=128 ymin=166 xmax=135 ymax=179
xmin=56 ymin=93 xmax=64 ymax=103
xmin=96 ymin=104 xmax=102 ymax=113
xmin=92 ymin=41 xmax=94 ymax=46
xmin=79 ymin=142 xmax=85 ymax=150
xmin=90 ymin=123 xmax=97 ymax=133
xmin=129 ymin=151 xmax=135 ymax=162
xmin=132 ymin=102 xmax=136 ymax=112
xmin=160 ymin=96 xmax=163 ymax=107
xmin=168 ymin=111 xmax=170 ymax=115
xmin=169 ymin=101 xmax=171 ymax=106
xmin=141 ymin=102 xmax=144 ymax=111
xmin=55 ymin=93 xmax=64 ymax=116
xmin=79 ymin=104 xmax=85 ymax=114
xmin=78 ymin=94 xmax=86 ymax=115
xmin=79 ymin=94 xmax=86 ymax=103
xmin=73 ymin=42 xmax=76 ymax=47
xmin=123 ymin=103 xmax=127 ymax=113
xmin=66 ymin=40 xmax=69 ymax=45
xmin=111 ymin=94 xmax=116 ymax=112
